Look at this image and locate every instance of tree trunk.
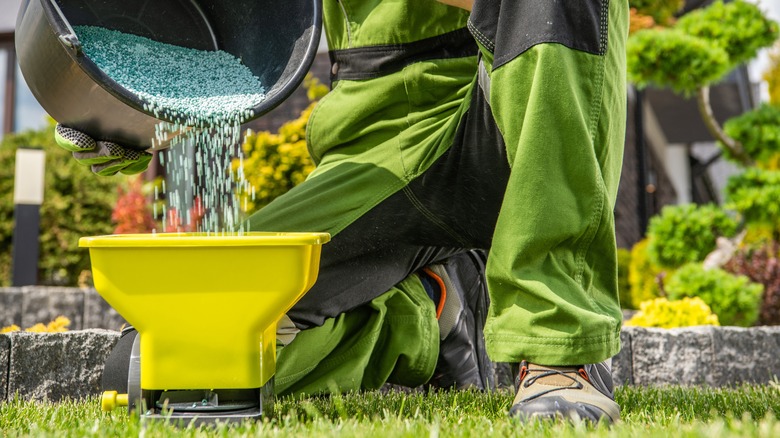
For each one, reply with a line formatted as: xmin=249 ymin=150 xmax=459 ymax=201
xmin=696 ymin=86 xmax=753 ymax=166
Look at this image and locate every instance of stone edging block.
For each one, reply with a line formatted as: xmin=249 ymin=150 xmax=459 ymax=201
xmin=2 ymin=326 xmax=780 ymax=402
xmin=612 ymin=329 xmax=633 ymax=385
xmin=0 ymin=334 xmax=9 ymax=401
xmin=1 ymin=330 xmax=119 ymax=402
xmin=0 ymin=287 xmax=126 ymax=331
xmin=623 ymin=326 xmax=780 ymax=387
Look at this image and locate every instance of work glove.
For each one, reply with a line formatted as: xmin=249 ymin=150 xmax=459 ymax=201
xmin=54 ymin=124 xmax=153 ymax=176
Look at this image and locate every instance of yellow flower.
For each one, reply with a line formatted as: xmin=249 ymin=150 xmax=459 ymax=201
xmin=25 ymin=323 xmax=47 ymax=333
xmin=0 ymin=324 xmax=20 ymax=334
xmin=625 ymin=297 xmax=719 ymax=328
xmin=46 ymin=316 xmax=71 ymax=332
xmin=1 ymin=316 xmax=71 ymax=334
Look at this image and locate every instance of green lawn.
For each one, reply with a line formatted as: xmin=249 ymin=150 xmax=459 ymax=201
xmin=1 ymin=385 xmax=779 ymax=437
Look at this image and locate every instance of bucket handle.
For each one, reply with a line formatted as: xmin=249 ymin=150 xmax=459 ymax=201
xmin=48 ymin=0 xmax=82 ymax=56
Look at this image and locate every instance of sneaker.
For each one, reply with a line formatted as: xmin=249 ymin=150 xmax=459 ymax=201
xmin=508 ymin=360 xmax=620 ymax=423
xmin=421 ymin=250 xmax=496 ymax=390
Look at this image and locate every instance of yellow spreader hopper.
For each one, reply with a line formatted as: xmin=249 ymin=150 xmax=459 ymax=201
xmin=80 ymin=232 xmax=329 ymax=423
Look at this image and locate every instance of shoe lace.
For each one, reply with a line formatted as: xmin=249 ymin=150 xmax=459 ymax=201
xmin=517 ymin=364 xmax=589 ymax=402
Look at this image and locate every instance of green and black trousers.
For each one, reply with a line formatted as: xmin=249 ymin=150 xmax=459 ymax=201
xmin=247 ymin=0 xmax=629 ymax=395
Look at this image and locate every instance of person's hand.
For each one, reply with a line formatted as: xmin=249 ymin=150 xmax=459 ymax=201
xmin=54 ymin=124 xmax=153 ymax=176
xmin=437 ymin=0 xmax=473 ymax=11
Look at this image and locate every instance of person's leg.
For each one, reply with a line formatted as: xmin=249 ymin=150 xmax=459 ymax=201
xmin=256 ymin=79 xmax=510 ymax=393
xmin=466 ymin=0 xmax=629 ymax=422
xmin=274 ymin=249 xmax=493 ymax=395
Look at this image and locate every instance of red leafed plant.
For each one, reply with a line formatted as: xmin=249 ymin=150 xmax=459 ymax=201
xmin=111 ymin=177 xmax=156 ymax=234
xmin=165 ymin=196 xmax=205 ymax=232
xmin=724 ymin=241 xmax=780 ymax=326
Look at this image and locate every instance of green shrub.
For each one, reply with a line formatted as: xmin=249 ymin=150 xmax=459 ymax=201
xmin=625 ymin=297 xmax=720 ymax=328
xmin=675 ymin=0 xmax=779 ymax=68
xmin=721 ymin=104 xmax=780 ymax=167
xmin=627 ymin=0 xmax=779 ymax=95
xmin=647 ymin=204 xmax=738 ymax=269
xmin=629 ymin=0 xmax=683 ymax=26
xmin=0 ymin=121 xmax=121 ymax=286
xmin=665 ymin=263 xmax=763 ymax=327
xmin=617 ymin=247 xmax=635 ymax=309
xmin=627 ymin=29 xmax=729 ymax=96
xmin=725 ymin=168 xmax=780 ymax=235
xmin=628 ymin=239 xmax=664 ymax=306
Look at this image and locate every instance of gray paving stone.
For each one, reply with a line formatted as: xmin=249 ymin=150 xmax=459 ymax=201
xmin=612 ymin=329 xmax=633 ymax=386
xmin=20 ymin=287 xmax=85 ymax=331
xmin=711 ymin=326 xmax=780 ymax=386
xmin=0 ymin=288 xmax=23 ymax=328
xmin=83 ymin=289 xmax=127 ymax=330
xmin=0 ymin=334 xmax=9 ymax=401
xmin=6 ymin=330 xmax=119 ymax=401
xmin=629 ymin=326 xmax=716 ymax=386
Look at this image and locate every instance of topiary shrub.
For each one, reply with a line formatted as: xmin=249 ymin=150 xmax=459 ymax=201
xmin=646 ymin=203 xmax=738 ymax=269
xmin=0 ymin=120 xmax=122 ymax=286
xmin=665 ymin=263 xmax=763 ymax=327
xmin=624 ymin=297 xmax=719 ymax=329
xmin=724 ymin=242 xmax=780 ymax=326
xmin=674 ymin=0 xmax=779 ymax=67
xmin=627 ymin=0 xmax=779 ymax=167
xmin=617 ymin=247 xmax=635 ymax=309
xmin=721 ymin=104 xmax=780 ymax=167
xmin=628 ymin=239 xmax=664 ymax=307
xmin=725 ymin=168 xmax=780 ymax=238
xmin=627 ymin=28 xmax=730 ymax=96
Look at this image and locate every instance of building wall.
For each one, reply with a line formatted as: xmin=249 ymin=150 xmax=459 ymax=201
xmin=615 ymin=91 xmax=678 ymax=248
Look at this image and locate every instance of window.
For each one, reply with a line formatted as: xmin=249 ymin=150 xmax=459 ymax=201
xmin=14 ymin=62 xmax=48 ymax=132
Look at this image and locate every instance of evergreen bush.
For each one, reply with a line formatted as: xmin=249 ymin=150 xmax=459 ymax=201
xmin=627 ymin=29 xmax=729 ymax=96
xmin=0 ymin=121 xmax=121 ymax=286
xmin=665 ymin=263 xmax=763 ymax=327
xmin=675 ymin=0 xmax=779 ymax=67
xmin=646 ymin=204 xmax=738 ymax=269
xmin=725 ymin=168 xmax=780 ymax=236
xmin=721 ymin=104 xmax=780 ymax=167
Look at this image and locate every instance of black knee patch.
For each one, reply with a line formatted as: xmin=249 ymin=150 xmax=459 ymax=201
xmin=469 ymin=0 xmax=607 ymax=68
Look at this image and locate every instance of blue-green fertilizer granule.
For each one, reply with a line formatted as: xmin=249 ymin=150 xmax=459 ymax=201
xmin=74 ymin=25 xmax=265 ymax=127
xmin=74 ymin=26 xmax=265 ymax=235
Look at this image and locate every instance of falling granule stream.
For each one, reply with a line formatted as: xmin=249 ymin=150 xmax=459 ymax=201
xmin=76 ymin=26 xmax=265 ymax=234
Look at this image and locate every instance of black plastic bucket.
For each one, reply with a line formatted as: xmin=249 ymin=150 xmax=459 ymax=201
xmin=15 ymin=0 xmax=322 ymax=150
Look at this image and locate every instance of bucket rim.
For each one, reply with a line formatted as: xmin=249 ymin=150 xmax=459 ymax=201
xmin=78 ymin=232 xmax=331 ymax=248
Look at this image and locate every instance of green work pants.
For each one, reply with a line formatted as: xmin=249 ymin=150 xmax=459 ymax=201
xmin=250 ymin=0 xmax=629 ymax=395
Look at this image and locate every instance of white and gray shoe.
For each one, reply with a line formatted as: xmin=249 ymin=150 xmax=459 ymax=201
xmin=509 ymin=360 xmax=620 ymax=423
